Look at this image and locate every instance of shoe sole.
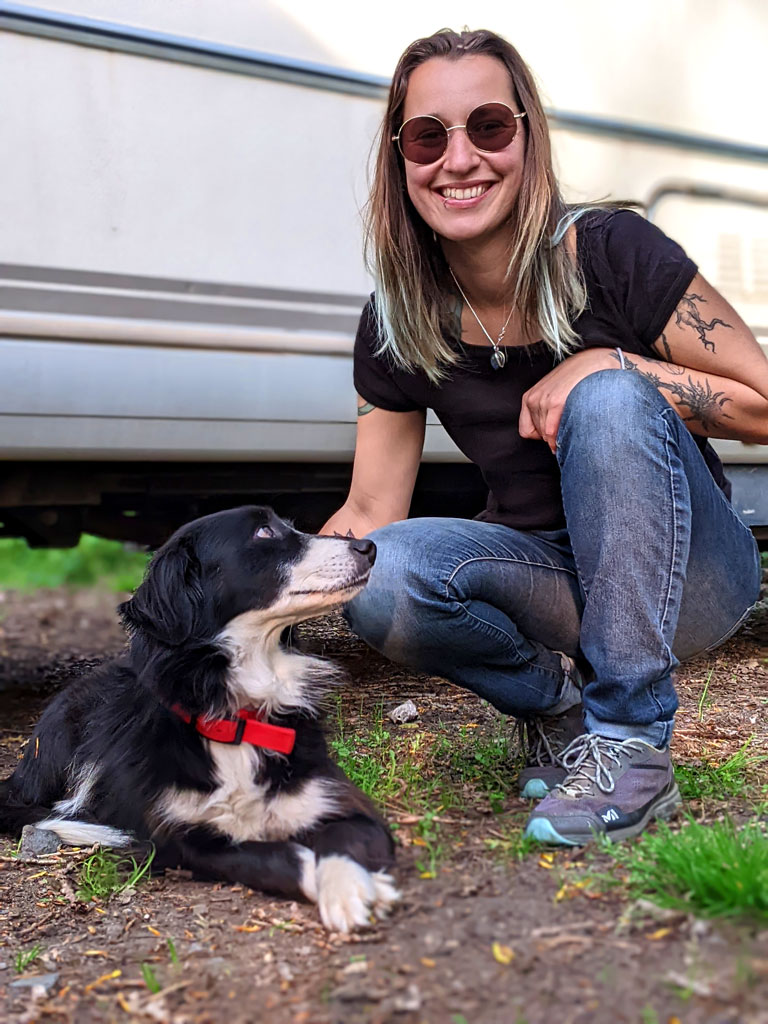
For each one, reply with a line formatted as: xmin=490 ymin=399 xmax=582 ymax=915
xmin=524 ymin=782 xmax=683 ymax=846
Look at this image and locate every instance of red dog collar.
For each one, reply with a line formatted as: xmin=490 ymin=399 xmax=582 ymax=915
xmin=170 ymin=705 xmax=295 ymax=755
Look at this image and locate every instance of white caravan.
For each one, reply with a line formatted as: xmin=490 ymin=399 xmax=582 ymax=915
xmin=1 ymin=1 xmax=766 ymax=545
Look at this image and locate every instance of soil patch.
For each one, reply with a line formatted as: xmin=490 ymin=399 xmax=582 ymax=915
xmin=0 ymin=587 xmax=767 ymax=1024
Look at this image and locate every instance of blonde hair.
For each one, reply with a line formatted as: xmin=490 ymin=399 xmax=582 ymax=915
xmin=365 ymin=28 xmax=589 ymax=383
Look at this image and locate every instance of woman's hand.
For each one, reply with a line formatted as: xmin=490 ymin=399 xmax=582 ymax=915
xmin=519 ymin=348 xmax=616 ymax=452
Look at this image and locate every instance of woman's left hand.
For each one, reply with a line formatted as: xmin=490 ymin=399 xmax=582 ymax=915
xmin=519 ymin=348 xmax=615 ymax=452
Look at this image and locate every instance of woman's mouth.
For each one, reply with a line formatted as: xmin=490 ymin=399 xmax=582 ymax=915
xmin=436 ymin=182 xmax=496 ymax=207
xmin=439 ymin=183 xmax=490 ymax=199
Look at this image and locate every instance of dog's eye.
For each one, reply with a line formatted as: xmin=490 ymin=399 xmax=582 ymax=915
xmin=254 ymin=525 xmax=275 ymax=540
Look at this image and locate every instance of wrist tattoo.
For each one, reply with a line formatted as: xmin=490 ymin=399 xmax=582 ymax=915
xmin=609 ymin=350 xmax=734 ymax=433
xmin=675 ymin=293 xmax=732 ymax=354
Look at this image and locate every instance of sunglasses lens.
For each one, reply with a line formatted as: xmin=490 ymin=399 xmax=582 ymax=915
xmin=399 ymin=116 xmax=448 ymax=164
xmin=466 ymin=103 xmax=518 ymax=151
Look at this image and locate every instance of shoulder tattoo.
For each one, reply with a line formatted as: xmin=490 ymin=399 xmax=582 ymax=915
xmin=357 ymin=401 xmax=377 ymax=417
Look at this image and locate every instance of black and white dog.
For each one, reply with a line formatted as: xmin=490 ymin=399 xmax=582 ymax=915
xmin=0 ymin=507 xmax=398 ymax=932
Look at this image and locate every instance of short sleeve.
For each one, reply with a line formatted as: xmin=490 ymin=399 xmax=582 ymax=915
xmin=602 ymin=210 xmax=698 ymax=352
xmin=352 ymin=297 xmax=424 ymax=412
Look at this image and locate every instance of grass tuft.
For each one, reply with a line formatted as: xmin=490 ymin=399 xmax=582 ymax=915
xmin=141 ymin=961 xmax=162 ymax=993
xmin=77 ymin=847 xmax=155 ymax=902
xmin=675 ymin=739 xmax=767 ymax=801
xmin=14 ymin=943 xmax=43 ymax=974
xmin=617 ymin=816 xmax=768 ymax=921
xmin=0 ymin=534 xmax=148 ymax=591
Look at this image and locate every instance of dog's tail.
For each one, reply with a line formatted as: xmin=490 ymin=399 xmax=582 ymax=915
xmin=35 ymin=818 xmax=133 ymax=848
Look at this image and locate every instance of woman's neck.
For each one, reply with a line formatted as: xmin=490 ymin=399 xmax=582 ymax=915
xmin=440 ymin=234 xmax=513 ymax=307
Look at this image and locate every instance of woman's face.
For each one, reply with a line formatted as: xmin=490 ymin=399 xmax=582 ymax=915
xmin=400 ymin=55 xmax=527 ymax=249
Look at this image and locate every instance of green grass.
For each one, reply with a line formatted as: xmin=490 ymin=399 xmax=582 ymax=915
xmin=329 ymin=706 xmax=525 ymax=876
xmin=141 ymin=962 xmax=162 ymax=993
xmin=613 ymin=816 xmax=768 ymax=921
xmin=77 ymin=847 xmax=155 ymax=902
xmin=484 ymin=822 xmax=539 ymax=862
xmin=0 ymin=534 xmax=148 ymax=591
xmin=329 ymin=705 xmax=518 ymax=817
xmin=14 ymin=943 xmax=43 ymax=974
xmin=675 ymin=739 xmax=767 ymax=801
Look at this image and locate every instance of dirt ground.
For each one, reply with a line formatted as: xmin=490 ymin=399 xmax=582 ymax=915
xmin=0 ymin=585 xmax=766 ymax=1024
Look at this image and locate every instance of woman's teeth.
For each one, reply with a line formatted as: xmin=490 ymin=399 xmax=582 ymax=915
xmin=440 ymin=184 xmax=490 ymax=200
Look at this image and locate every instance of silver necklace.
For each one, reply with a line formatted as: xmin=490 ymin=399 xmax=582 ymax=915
xmin=449 ymin=267 xmax=513 ymax=370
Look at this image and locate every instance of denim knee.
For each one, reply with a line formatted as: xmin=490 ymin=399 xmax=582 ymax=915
xmin=343 ymin=520 xmax=436 ymax=664
xmin=558 ymin=368 xmax=670 ymax=465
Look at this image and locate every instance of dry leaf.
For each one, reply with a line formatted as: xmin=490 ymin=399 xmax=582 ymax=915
xmin=491 ymin=942 xmax=515 ymax=965
xmin=84 ymin=969 xmax=122 ymax=993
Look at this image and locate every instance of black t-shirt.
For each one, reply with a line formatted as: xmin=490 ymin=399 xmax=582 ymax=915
xmin=354 ymin=209 xmax=729 ymax=530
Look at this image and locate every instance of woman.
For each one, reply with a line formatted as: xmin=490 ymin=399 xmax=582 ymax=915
xmin=322 ymin=28 xmax=767 ymax=845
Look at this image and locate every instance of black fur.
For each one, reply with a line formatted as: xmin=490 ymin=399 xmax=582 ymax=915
xmin=0 ymin=507 xmax=396 ymax=930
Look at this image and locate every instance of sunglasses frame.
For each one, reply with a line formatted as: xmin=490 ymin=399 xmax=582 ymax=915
xmin=392 ymin=102 xmax=527 ymax=164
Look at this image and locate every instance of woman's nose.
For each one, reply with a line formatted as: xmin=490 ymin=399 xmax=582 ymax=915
xmin=441 ymin=127 xmax=481 ymax=172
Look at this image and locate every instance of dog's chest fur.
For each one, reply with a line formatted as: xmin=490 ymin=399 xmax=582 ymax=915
xmin=155 ymin=743 xmax=339 ymax=843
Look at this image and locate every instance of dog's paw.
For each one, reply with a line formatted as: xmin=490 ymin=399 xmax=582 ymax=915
xmin=316 ymin=854 xmax=400 ymax=933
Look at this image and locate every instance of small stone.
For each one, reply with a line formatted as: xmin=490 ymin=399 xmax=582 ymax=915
xmin=341 ymin=960 xmax=368 ymax=975
xmin=393 ymin=982 xmax=421 ymax=1012
xmin=10 ymin=972 xmax=59 ymax=993
xmin=18 ymin=825 xmax=61 ymax=859
xmin=388 ymin=700 xmax=419 ymax=724
xmin=276 ymin=961 xmax=294 ymax=981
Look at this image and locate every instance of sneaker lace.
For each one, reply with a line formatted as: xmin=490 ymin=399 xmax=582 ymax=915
xmin=554 ymin=734 xmax=648 ymax=797
xmin=516 ymin=716 xmax=567 ymax=768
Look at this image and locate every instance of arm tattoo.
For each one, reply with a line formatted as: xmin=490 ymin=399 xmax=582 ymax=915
xmin=357 ymin=401 xmax=376 ymax=417
xmin=610 ymin=350 xmax=734 ymax=433
xmin=658 ymin=333 xmax=684 ymax=374
xmin=674 ymin=293 xmax=732 ymax=354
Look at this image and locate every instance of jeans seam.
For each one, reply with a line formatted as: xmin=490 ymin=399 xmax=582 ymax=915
xmin=445 ymin=556 xmax=577 ymax=595
xmin=704 ymin=603 xmax=755 ymax=652
xmin=652 ymin=411 xmax=682 ymax=721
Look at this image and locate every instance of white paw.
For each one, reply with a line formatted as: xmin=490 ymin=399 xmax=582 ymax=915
xmin=316 ymin=854 xmax=400 ymax=933
xmin=294 ymin=844 xmax=317 ymax=902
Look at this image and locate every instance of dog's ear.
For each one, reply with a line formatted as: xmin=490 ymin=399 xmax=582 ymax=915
xmin=119 ymin=536 xmax=206 ymax=646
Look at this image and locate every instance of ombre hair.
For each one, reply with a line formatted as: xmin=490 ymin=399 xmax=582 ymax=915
xmin=365 ymin=27 xmax=590 ymax=382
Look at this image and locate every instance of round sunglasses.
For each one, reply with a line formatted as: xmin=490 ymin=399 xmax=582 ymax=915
xmin=392 ymin=102 xmax=527 ymax=165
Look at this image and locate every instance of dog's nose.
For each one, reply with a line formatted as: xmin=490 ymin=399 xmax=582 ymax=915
xmin=350 ymin=538 xmax=376 ymax=560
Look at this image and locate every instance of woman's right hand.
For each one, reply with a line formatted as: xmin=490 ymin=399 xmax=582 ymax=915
xmin=319 ymin=398 xmax=426 ymax=536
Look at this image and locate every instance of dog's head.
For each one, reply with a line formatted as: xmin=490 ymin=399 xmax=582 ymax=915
xmin=120 ymin=506 xmax=376 ymax=649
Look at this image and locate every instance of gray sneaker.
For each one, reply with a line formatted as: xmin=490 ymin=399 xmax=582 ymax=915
xmin=524 ymin=734 xmax=682 ymax=845
xmin=516 ymin=654 xmax=584 ymax=799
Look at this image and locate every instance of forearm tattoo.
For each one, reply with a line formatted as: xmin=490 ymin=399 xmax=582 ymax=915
xmin=674 ymin=293 xmax=732 ymax=353
xmin=611 ymin=351 xmax=734 ymax=433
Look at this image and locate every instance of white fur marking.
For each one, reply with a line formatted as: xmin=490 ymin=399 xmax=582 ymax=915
xmin=316 ymin=854 xmax=400 ymax=933
xmin=295 ymin=845 xmax=317 ymax=902
xmin=156 ymin=744 xmax=341 ymax=843
xmin=51 ymin=763 xmax=98 ymax=818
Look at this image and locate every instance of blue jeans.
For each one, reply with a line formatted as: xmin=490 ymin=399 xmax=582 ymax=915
xmin=345 ymin=371 xmax=760 ymax=749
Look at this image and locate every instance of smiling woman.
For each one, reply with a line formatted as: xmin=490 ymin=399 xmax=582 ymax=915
xmin=321 ymin=27 xmax=768 ymax=849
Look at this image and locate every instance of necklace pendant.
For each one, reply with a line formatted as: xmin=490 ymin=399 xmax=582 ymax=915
xmin=490 ymin=348 xmax=506 ymax=370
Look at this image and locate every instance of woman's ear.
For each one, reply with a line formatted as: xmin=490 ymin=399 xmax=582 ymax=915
xmin=119 ymin=536 xmax=205 ymax=646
